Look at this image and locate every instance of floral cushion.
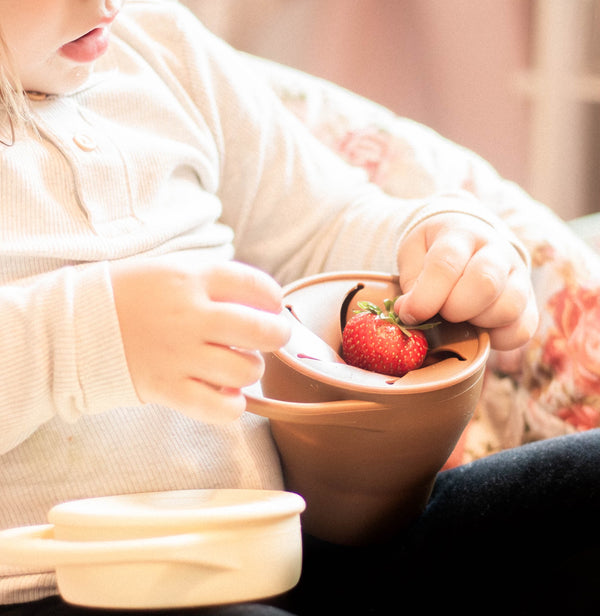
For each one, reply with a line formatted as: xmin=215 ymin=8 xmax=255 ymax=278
xmin=248 ymin=55 xmax=600 ymax=467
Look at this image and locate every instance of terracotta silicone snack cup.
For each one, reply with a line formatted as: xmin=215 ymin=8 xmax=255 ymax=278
xmin=245 ymin=271 xmax=490 ymax=545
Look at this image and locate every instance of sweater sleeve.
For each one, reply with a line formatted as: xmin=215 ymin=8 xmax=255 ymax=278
xmin=122 ymin=1 xmax=528 ymax=284
xmin=0 ymin=262 xmax=141 ymax=453
xmin=197 ymin=27 xmax=528 ymax=283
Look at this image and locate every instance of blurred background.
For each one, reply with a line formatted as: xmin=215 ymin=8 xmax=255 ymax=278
xmin=182 ymin=0 xmax=600 ymax=221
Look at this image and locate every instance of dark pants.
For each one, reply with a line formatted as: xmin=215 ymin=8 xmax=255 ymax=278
xmin=3 ymin=430 xmax=599 ymax=616
xmin=287 ymin=428 xmax=600 ymax=615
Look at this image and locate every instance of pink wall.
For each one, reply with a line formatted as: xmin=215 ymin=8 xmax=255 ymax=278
xmin=299 ymin=0 xmax=532 ymax=186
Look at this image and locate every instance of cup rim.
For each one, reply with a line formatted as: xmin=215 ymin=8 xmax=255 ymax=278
xmin=275 ymin=270 xmax=491 ymax=396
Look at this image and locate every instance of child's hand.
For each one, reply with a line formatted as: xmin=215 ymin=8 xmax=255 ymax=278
xmin=110 ymin=257 xmax=291 ymax=423
xmin=393 ymin=213 xmax=539 ymax=350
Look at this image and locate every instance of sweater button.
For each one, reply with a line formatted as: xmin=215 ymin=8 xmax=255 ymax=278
xmin=73 ymin=133 xmax=97 ymax=152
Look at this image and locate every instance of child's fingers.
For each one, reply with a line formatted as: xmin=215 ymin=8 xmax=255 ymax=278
xmin=462 ymin=265 xmax=531 ymax=330
xmin=194 ymin=261 xmax=291 ymax=351
xmin=203 ymin=261 xmax=285 ymax=314
xmin=199 ymin=303 xmax=291 ymax=352
xmin=483 ymin=290 xmax=539 ymax=350
xmin=433 ymin=243 xmax=513 ymax=323
xmin=396 ymin=231 xmax=475 ymax=324
xmin=165 ymin=377 xmax=249 ymax=424
xmin=185 ymin=346 xmax=266 ymax=391
xmin=137 ymin=346 xmax=265 ymax=423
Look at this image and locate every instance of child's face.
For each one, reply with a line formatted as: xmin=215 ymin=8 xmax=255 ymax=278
xmin=1 ymin=0 xmax=122 ymax=95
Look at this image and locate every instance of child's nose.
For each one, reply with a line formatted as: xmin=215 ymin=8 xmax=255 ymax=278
xmin=104 ymin=0 xmax=121 ymax=15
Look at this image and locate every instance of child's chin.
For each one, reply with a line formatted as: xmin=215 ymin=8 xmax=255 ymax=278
xmin=24 ymin=63 xmax=95 ymax=97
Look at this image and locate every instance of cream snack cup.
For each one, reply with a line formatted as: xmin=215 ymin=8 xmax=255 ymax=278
xmin=245 ymin=271 xmax=490 ymax=545
xmin=0 ymin=489 xmax=305 ymax=609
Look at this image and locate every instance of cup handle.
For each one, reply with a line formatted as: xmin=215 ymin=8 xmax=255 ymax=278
xmin=0 ymin=524 xmax=239 ymax=570
xmin=244 ymin=390 xmax=384 ymax=420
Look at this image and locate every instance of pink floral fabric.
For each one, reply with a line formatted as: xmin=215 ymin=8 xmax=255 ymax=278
xmin=545 ymin=286 xmax=600 ymax=404
xmin=252 ymin=57 xmax=600 ymax=466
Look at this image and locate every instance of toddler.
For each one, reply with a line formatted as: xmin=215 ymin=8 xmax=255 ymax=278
xmin=2 ymin=1 xmax=577 ymax=615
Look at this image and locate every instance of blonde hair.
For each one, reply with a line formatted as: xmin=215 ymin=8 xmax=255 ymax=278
xmin=0 ymin=23 xmax=29 ymax=137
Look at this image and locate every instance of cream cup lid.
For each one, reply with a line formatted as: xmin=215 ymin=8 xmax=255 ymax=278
xmin=48 ymin=489 xmax=305 ymax=529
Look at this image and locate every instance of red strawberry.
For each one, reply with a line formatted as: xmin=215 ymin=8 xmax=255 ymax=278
xmin=341 ymin=299 xmax=436 ymax=377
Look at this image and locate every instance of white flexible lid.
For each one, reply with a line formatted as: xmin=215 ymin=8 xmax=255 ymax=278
xmin=48 ymin=489 xmax=305 ymax=529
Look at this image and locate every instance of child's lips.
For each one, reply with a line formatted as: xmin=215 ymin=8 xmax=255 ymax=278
xmin=59 ymin=27 xmax=111 ymax=63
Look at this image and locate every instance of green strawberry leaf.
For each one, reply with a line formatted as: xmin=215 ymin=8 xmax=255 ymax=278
xmin=354 ymin=298 xmax=440 ymax=337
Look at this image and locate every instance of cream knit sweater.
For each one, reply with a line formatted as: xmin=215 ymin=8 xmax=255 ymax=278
xmin=0 ymin=0 xmax=522 ymax=603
